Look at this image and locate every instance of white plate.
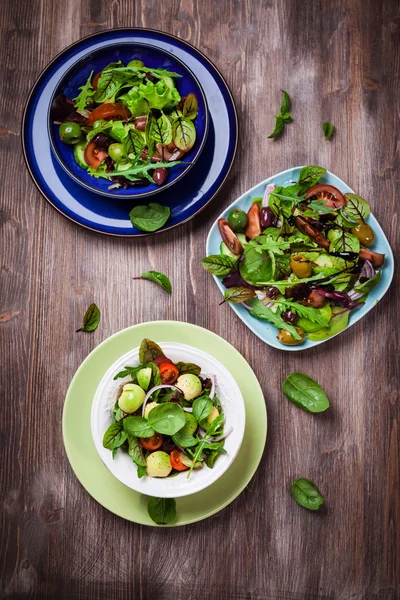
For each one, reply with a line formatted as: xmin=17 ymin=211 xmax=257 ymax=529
xmin=91 ymin=342 xmax=246 ymax=498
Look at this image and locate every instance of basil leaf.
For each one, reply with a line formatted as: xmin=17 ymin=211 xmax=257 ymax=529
xmin=223 ymin=287 xmax=256 ymax=304
xmin=73 ymin=71 xmax=94 ymax=111
xmin=354 ymin=271 xmax=380 ymax=294
xmin=129 ymin=203 xmax=170 ymax=232
xmin=172 ymin=427 xmax=198 ymax=448
xmin=103 ymin=422 xmax=128 ymax=449
xmin=124 ymin=125 xmax=146 ymax=156
xmin=297 ymin=166 xmax=326 ymax=191
xmin=282 ymin=372 xmax=329 ymax=413
xmin=322 ymin=121 xmax=335 ymax=141
xmin=147 ymin=403 xmax=186 ymax=435
xmin=175 ymin=362 xmax=201 ymax=376
xmin=148 ymin=497 xmax=176 ymax=524
xmin=291 ymin=478 xmax=324 ymax=511
xmin=182 ymin=93 xmax=198 ymax=120
xmin=113 ymin=365 xmax=143 ymax=381
xmin=201 ymin=254 xmax=237 ymax=276
xmin=139 ymin=339 xmax=163 ymax=364
xmin=268 ymin=115 xmax=284 ymax=139
xmin=128 ymin=435 xmax=146 ymax=467
xmin=140 ymin=270 xmax=172 ymax=294
xmin=343 ymin=193 xmax=371 ymax=222
xmin=280 ymin=89 xmax=291 ymax=114
xmin=192 ymin=397 xmax=213 ymax=422
xmin=247 ymin=298 xmax=301 ymax=340
xmin=123 ymin=416 xmax=155 ymax=438
xmin=76 ymin=303 xmax=100 ymax=332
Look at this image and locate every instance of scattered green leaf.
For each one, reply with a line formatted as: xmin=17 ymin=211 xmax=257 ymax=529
xmin=76 ymin=303 xmax=100 ymax=333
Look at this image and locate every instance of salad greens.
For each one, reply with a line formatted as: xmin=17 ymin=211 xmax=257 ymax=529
xmin=147 ymin=497 xmax=176 ymax=525
xmin=322 ymin=121 xmax=335 ymax=141
xmin=291 ymin=478 xmax=324 ymax=511
xmin=76 ymin=303 xmax=100 ymax=333
xmin=129 ymin=203 xmax=170 ymax=232
xmin=135 ymin=270 xmax=172 ymax=293
xmin=268 ymin=90 xmax=293 ymax=139
xmin=282 ymin=372 xmax=330 ymax=412
xmin=203 ymin=165 xmax=386 ymax=346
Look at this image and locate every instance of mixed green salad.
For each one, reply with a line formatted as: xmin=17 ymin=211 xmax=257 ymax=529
xmin=103 ymin=339 xmax=228 ymax=479
xmin=51 ymin=59 xmax=199 ymax=189
xmin=202 ymin=166 xmax=386 ymax=346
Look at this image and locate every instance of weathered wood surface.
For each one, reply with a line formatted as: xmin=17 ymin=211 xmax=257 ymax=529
xmin=0 ymin=1 xmax=399 ymax=599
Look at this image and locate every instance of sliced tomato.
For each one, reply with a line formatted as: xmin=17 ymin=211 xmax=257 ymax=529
xmin=294 ymin=216 xmax=330 ymax=249
xmin=84 ymin=141 xmax=108 ymax=168
xmin=153 ymin=355 xmax=173 ymax=367
xmin=92 ymin=72 xmax=102 ymax=90
xmin=170 ymin=450 xmax=188 ymax=471
xmin=159 ymin=362 xmax=179 ymax=385
xmin=244 ymin=203 xmax=262 ymax=239
xmin=86 ymin=102 xmax=131 ymax=126
xmin=359 ymin=248 xmax=385 ymax=267
xmin=218 ymin=218 xmax=243 ymax=255
xmin=140 ymin=433 xmax=163 ymax=451
xmin=304 ymin=184 xmax=346 ymax=209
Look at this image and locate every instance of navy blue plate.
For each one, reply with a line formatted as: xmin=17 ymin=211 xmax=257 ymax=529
xmin=23 ymin=28 xmax=238 ymax=237
xmin=48 ymin=42 xmax=209 ymax=199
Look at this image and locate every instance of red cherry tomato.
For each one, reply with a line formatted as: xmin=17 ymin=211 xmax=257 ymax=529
xmin=159 ymin=362 xmax=179 ymax=385
xmin=84 ymin=140 xmax=108 ymax=168
xmin=170 ymin=450 xmax=188 ymax=471
xmin=140 ymin=433 xmax=163 ymax=451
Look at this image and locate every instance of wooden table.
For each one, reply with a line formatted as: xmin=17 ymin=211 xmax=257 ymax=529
xmin=1 ymin=1 xmax=399 ymax=599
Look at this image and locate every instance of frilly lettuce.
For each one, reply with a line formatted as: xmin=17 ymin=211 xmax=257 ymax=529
xmin=119 ymin=80 xmax=180 ymax=115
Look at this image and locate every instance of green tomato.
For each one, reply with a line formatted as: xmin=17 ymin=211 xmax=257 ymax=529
xmin=118 ymin=383 xmax=146 ymax=414
xmin=137 ymin=367 xmax=152 ymax=391
xmin=127 ymin=59 xmax=145 ymax=68
xmin=176 ymin=374 xmax=202 ymax=401
xmin=146 ymin=451 xmax=172 ymax=477
xmin=227 ymin=209 xmax=248 ymax=232
xmin=108 ymin=143 xmax=125 ymax=161
xmin=59 ymin=122 xmax=83 ymax=145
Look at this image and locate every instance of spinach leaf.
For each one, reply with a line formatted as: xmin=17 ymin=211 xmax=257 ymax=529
xmin=128 ymin=435 xmax=146 ymax=467
xmin=113 ymin=365 xmax=143 ymax=381
xmin=342 ymin=193 xmax=371 ymax=222
xmin=322 ymin=121 xmax=335 ymax=141
xmin=247 ymin=298 xmax=302 ymax=340
xmin=73 ymin=71 xmax=94 ymax=111
xmin=129 ymin=203 xmax=171 ymax=232
xmin=147 ymin=403 xmax=186 ymax=435
xmin=239 ymin=246 xmax=274 ymax=284
xmin=268 ymin=115 xmax=284 ymax=139
xmin=280 ymin=89 xmax=291 ymax=114
xmin=172 ymin=427 xmax=198 ymax=448
xmin=192 ymin=396 xmax=213 ymax=421
xmin=103 ymin=422 xmax=128 ymax=449
xmin=201 ymin=254 xmax=237 ymax=276
xmin=175 ymin=362 xmax=201 ymax=376
xmin=182 ymin=93 xmax=198 ymax=120
xmin=282 ymin=372 xmax=329 ymax=412
xmin=291 ymin=478 xmax=324 ymax=510
xmin=148 ymin=497 xmax=176 ymax=524
xmin=139 ymin=339 xmax=163 ymax=364
xmin=223 ymin=287 xmax=256 ymax=303
xmin=123 ymin=416 xmax=155 ymax=438
xmin=297 ymin=166 xmax=326 ymax=191
xmin=76 ymin=303 xmax=100 ymax=332
xmin=354 ymin=271 xmax=380 ymax=294
xmin=139 ymin=270 xmax=172 ymax=293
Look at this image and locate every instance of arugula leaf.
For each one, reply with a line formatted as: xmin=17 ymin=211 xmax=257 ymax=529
xmin=201 ymin=255 xmax=237 ymax=276
xmin=291 ymin=478 xmax=324 ymax=511
xmin=280 ymin=90 xmax=291 ymax=114
xmin=148 ymin=497 xmax=176 ymax=524
xmin=270 ymin=300 xmax=330 ymax=327
xmin=247 ymin=298 xmax=301 ymax=339
xmin=322 ymin=121 xmax=335 ymax=141
xmin=139 ymin=339 xmax=163 ymax=363
xmin=73 ymin=71 xmax=94 ymax=111
xmin=138 ymin=271 xmax=172 ymax=293
xmin=129 ymin=202 xmax=171 ymax=232
xmin=297 ymin=166 xmax=326 ymax=191
xmin=76 ymin=303 xmax=100 ymax=332
xmin=113 ymin=365 xmax=144 ymax=381
xmin=223 ymin=287 xmax=256 ymax=304
xmin=101 ymin=160 xmax=182 ymax=182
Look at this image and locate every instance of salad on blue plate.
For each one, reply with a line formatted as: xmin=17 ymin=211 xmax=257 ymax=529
xmin=202 ymin=165 xmax=386 ymax=347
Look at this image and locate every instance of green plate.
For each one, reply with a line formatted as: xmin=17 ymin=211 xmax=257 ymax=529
xmin=62 ymin=321 xmax=267 ymax=526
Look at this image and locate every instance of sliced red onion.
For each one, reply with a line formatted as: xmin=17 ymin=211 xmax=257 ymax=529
xmin=141 ymin=384 xmax=182 ymax=416
xmin=360 ymin=259 xmax=375 ymax=280
xmin=276 ymin=218 xmax=282 ymax=227
xmin=183 ymin=407 xmax=193 ymax=413
xmin=210 ymin=426 xmax=233 ymax=442
xmin=209 ymin=374 xmax=216 ymax=400
xmin=198 ymin=427 xmax=206 ymax=438
xmin=348 ymin=290 xmax=364 ymax=301
xmin=262 ymin=183 xmax=276 ymax=207
xmin=256 ymin=290 xmax=267 ymax=300
xmin=241 ymin=302 xmax=253 ymax=310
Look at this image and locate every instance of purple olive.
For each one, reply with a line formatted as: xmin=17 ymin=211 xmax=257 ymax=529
xmin=153 ymin=168 xmax=168 ymax=186
xmin=282 ymin=310 xmax=298 ymax=324
xmin=260 ymin=207 xmax=275 ymax=229
xmin=134 ymin=116 xmax=147 ymax=131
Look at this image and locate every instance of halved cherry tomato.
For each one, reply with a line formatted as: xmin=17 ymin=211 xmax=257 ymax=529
xmin=244 ymin=203 xmax=262 ymax=239
xmin=86 ymin=102 xmax=131 ymax=126
xmin=92 ymin=72 xmax=102 ymax=90
xmin=153 ymin=355 xmax=173 ymax=367
xmin=159 ymin=362 xmax=179 ymax=385
xmin=84 ymin=140 xmax=108 ymax=168
xmin=170 ymin=450 xmax=188 ymax=471
xmin=218 ymin=218 xmax=243 ymax=255
xmin=304 ymin=184 xmax=346 ymax=209
xmin=140 ymin=433 xmax=163 ymax=451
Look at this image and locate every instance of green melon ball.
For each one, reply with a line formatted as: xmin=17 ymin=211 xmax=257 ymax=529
xmin=118 ymin=383 xmax=146 ymax=414
xmin=207 ymin=406 xmax=220 ymax=424
xmin=144 ymin=401 xmax=159 ymax=418
xmin=146 ymin=451 xmax=172 ymax=478
xmin=176 ymin=374 xmax=202 ymax=401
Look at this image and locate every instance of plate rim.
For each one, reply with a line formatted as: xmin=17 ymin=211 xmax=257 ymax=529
xmin=206 ymin=166 xmax=395 ymax=351
xmin=62 ymin=320 xmax=267 ymax=526
xmin=22 ymin=27 xmax=238 ymax=238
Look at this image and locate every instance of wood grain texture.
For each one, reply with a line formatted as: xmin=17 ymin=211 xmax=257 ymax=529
xmin=0 ymin=0 xmax=399 ymax=598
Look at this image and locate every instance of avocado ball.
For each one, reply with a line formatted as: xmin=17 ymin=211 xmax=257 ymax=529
xmin=118 ymin=383 xmax=146 ymax=414
xmin=176 ymin=374 xmax=202 ymax=401
xmin=144 ymin=401 xmax=159 ymax=418
xmin=146 ymin=451 xmax=172 ymax=477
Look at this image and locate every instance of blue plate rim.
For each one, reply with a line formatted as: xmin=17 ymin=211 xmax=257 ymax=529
xmin=206 ymin=166 xmax=395 ymax=351
xmin=46 ymin=40 xmax=210 ymax=200
xmin=22 ymin=27 xmax=238 ymax=238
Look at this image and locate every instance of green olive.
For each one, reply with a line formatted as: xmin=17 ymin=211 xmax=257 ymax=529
xmin=108 ymin=143 xmax=125 ymax=161
xmin=59 ymin=122 xmax=83 ymax=145
xmin=351 ymin=222 xmax=375 ymax=246
xmin=290 ymin=255 xmax=313 ymax=278
xmin=277 ymin=327 xmax=305 ymax=346
xmin=227 ymin=209 xmax=248 ymax=232
xmin=127 ymin=59 xmax=145 ymax=68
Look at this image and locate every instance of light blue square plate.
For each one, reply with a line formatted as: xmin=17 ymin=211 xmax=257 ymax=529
xmin=206 ymin=166 xmax=394 ymax=351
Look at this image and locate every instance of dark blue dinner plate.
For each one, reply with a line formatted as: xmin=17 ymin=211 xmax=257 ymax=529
xmin=22 ymin=28 xmax=238 ymax=237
